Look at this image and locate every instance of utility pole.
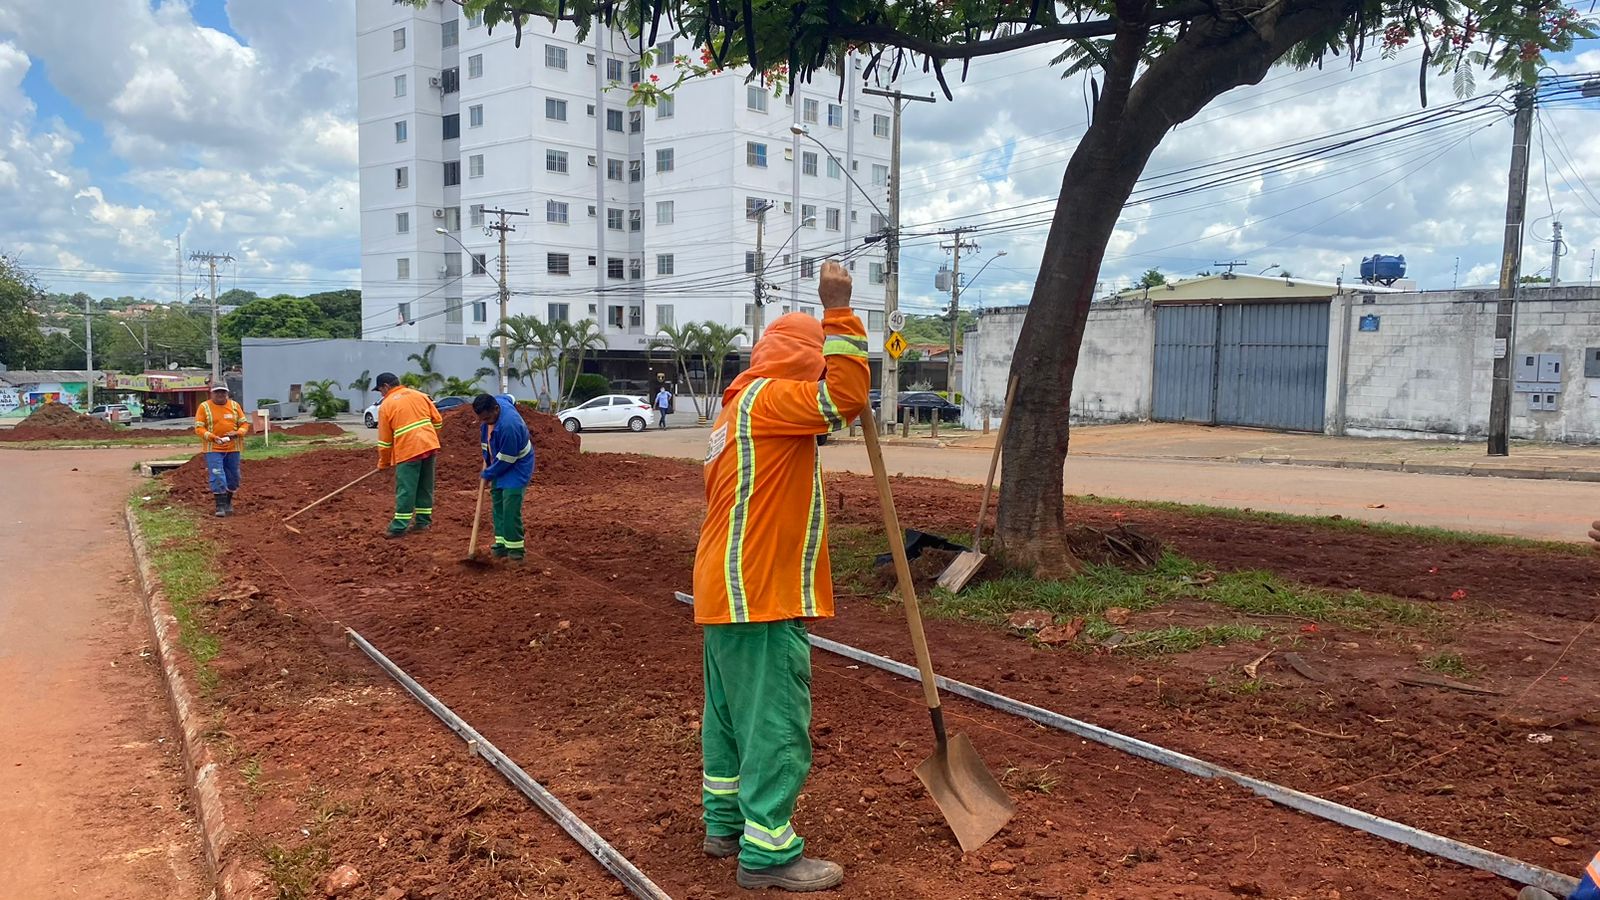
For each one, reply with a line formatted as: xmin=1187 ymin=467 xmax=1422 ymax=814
xmin=482 ymin=207 xmax=528 ymax=394
xmin=940 ymin=228 xmax=978 ymax=393
xmin=141 ymin=318 xmax=150 ymax=372
xmin=190 ymin=251 xmax=234 ymax=385
xmin=175 ymin=235 xmax=183 ymax=308
xmin=863 ymin=87 xmax=934 ymax=432
xmin=83 ymin=292 xmax=94 ymax=409
xmin=1213 ymin=260 xmax=1249 ymax=277
xmin=1550 ymin=220 xmax=1565 ymax=287
xmin=1488 ymin=85 xmax=1534 ymax=457
xmin=752 ymin=203 xmax=770 ymax=344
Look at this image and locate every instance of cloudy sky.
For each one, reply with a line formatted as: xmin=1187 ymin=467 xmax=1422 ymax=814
xmin=0 ymin=0 xmax=1595 ymax=317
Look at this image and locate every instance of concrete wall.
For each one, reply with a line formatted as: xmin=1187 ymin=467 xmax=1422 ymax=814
xmin=242 ymin=337 xmax=545 ymax=412
xmin=962 ymin=299 xmax=1154 ymax=429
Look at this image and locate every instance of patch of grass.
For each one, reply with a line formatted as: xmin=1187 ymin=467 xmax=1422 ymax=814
xmin=1001 ymin=764 xmax=1060 ymax=795
xmin=1115 ymin=623 xmax=1267 ymax=656
xmin=1421 ymin=650 xmax=1473 ymax=679
xmin=1073 ymin=494 xmax=1585 ymax=555
xmin=239 ymin=434 xmax=358 ymax=460
xmin=130 ymin=486 xmax=223 ymax=691
xmin=262 ymin=842 xmax=331 ymax=900
xmin=0 ymin=431 xmax=346 ymax=452
xmin=241 ymin=756 xmax=264 ymax=792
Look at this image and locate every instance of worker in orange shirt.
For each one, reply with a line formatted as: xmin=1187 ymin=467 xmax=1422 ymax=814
xmin=373 ymin=372 xmax=444 ymax=537
xmin=193 ymin=384 xmax=250 ymax=517
xmin=692 ymin=260 xmax=869 ymax=892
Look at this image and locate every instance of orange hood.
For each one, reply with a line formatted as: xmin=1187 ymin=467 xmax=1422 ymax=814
xmin=724 ymin=313 xmax=825 ymax=403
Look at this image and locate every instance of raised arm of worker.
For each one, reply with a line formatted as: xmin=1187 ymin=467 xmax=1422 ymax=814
xmin=747 ymin=261 xmax=871 ymax=434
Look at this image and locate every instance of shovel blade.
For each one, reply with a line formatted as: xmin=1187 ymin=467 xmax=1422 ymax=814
xmin=914 ymin=731 xmax=1015 ymax=853
xmin=935 ymin=550 xmax=986 ymax=594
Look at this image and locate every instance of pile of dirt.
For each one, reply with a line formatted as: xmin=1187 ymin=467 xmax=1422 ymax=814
xmin=438 ymin=404 xmax=582 ymax=484
xmin=13 ymin=402 xmax=120 ymax=435
xmin=277 ymin=422 xmax=346 ymax=437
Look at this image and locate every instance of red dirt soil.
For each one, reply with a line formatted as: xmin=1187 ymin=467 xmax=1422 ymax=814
xmin=162 ymin=439 xmax=1600 ymax=897
xmin=276 ymin=421 xmax=346 ymax=437
xmin=2 ymin=401 xmax=184 ymax=441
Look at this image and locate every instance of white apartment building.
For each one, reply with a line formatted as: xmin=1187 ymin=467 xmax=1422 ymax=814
xmin=356 ymin=0 xmax=895 ymax=383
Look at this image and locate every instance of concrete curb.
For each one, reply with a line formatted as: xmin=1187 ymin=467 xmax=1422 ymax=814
xmin=124 ymin=504 xmax=265 ymax=900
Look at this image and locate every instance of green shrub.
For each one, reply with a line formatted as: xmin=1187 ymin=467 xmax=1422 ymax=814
xmin=256 ymin=398 xmax=278 ymax=408
xmin=569 ymin=373 xmax=609 ymax=404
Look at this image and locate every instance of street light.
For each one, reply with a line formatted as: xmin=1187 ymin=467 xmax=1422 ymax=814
xmin=437 ymin=226 xmax=508 ymax=392
xmin=962 ymin=250 xmax=1008 ymax=297
xmin=791 ymin=124 xmax=888 ymax=225
xmin=1257 ymin=263 xmax=1280 ymax=275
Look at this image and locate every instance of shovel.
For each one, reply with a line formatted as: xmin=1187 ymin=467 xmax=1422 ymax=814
xmin=283 ymin=468 xmax=380 ymax=534
xmin=936 ymin=375 xmax=1019 ymax=593
xmin=462 ymin=423 xmax=493 ymax=567
xmin=858 ymin=406 xmax=1015 ymax=852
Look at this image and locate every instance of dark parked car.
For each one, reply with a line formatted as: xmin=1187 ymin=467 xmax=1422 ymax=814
xmin=897 ymin=391 xmax=960 ymax=423
xmin=433 ymin=396 xmax=470 ymax=414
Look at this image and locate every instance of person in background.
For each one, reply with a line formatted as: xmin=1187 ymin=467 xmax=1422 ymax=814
xmin=472 ymin=393 xmax=534 ymax=561
xmin=655 ymin=385 xmax=673 ymax=429
xmin=374 ymin=372 xmax=443 ymax=537
xmin=193 ymin=385 xmax=250 ymax=517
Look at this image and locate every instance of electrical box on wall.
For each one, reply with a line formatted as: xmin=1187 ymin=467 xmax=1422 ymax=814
xmin=1585 ymin=347 xmax=1600 ymax=379
xmin=1530 ymin=392 xmax=1560 ymax=412
xmin=1515 ymin=351 xmax=1565 ymax=394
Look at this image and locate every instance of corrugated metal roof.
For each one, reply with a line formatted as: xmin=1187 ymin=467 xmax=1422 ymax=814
xmin=0 ymin=370 xmax=92 ymax=386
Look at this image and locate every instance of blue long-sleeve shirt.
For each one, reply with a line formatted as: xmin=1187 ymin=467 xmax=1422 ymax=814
xmin=480 ymin=395 xmax=534 ymax=489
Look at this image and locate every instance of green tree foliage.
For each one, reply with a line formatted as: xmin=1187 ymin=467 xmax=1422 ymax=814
xmin=1138 ymin=268 xmax=1167 ymax=289
xmin=692 ymin=322 xmax=745 ymax=415
xmin=301 ymin=379 xmax=343 ymax=419
xmin=304 ymin=289 xmax=362 ymax=338
xmin=404 ymin=343 xmax=446 ymax=394
xmin=348 ymin=369 xmax=373 ymax=398
xmin=648 ymin=321 xmax=707 ymax=418
xmin=900 ymin=312 xmax=974 ymax=348
xmin=219 ymin=295 xmax=333 ymax=363
xmin=440 ymin=375 xmax=483 ymax=397
xmin=0 ymin=255 xmax=47 ymax=369
xmin=568 ymin=372 xmax=610 ymax=404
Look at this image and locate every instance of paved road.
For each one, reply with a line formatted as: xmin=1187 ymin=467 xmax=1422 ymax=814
xmin=583 ymin=426 xmax=1600 ymax=542
xmin=0 ymin=448 xmax=205 ymax=898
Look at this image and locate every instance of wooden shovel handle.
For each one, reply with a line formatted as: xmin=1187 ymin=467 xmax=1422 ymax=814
xmin=283 ymin=468 xmax=380 ymax=522
xmin=972 ymin=375 xmax=1019 ymax=548
xmin=858 ymin=406 xmax=942 ymax=712
xmin=469 ymin=423 xmax=492 ymax=558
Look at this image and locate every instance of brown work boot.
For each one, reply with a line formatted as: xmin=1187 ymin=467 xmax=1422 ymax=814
xmin=702 ymin=834 xmax=739 ymax=858
xmin=736 ymin=857 xmax=844 ymax=892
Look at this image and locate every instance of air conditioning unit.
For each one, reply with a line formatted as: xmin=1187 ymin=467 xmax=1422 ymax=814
xmin=432 ymin=208 xmax=445 ymax=218
xmin=428 ymin=76 xmax=442 ymax=88
xmin=437 ymin=266 xmax=449 ymax=278
xmin=587 ymin=155 xmax=597 ymax=167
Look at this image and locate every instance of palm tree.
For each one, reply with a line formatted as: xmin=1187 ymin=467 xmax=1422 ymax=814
xmin=404 ymin=344 xmax=445 ymax=394
xmin=558 ymin=319 xmax=608 ymax=404
xmin=648 ymin=322 xmax=706 ymax=419
xmin=693 ymin=323 xmax=746 ymax=418
xmin=487 ymin=315 xmax=550 ymax=400
xmin=439 ymin=375 xmax=482 ymax=397
xmin=347 ymin=369 xmax=373 ymax=406
xmin=302 ymin=379 xmax=343 ymax=419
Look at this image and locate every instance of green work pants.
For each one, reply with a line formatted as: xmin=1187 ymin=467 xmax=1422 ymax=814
xmin=701 ymin=619 xmax=813 ymax=870
xmin=388 ymin=455 xmax=436 ymax=534
xmin=490 ymin=487 xmax=525 ymax=558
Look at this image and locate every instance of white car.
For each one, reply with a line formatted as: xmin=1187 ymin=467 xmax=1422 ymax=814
xmin=558 ymin=395 xmax=653 ymax=433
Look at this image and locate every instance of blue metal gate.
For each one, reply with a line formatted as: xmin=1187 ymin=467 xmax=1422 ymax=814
xmin=1153 ymin=302 xmax=1329 ymax=432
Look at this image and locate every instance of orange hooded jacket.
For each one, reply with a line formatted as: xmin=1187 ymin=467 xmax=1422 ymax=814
xmin=692 ymin=308 xmax=870 ymax=625
xmin=376 ymin=386 xmax=444 ymax=468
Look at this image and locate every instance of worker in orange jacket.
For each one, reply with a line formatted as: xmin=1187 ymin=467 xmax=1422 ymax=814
xmin=692 ymin=260 xmax=869 ymax=892
xmin=374 ymin=372 xmax=444 ymax=537
xmin=193 ymin=385 xmax=250 ymax=517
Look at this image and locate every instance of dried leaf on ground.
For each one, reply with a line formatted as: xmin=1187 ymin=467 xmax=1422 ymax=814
xmin=1036 ymin=618 xmax=1085 ymax=645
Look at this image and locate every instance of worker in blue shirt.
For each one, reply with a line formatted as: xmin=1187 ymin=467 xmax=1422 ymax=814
xmin=472 ymin=394 xmax=535 ymax=561
xmin=1520 ymin=850 xmax=1600 ymax=900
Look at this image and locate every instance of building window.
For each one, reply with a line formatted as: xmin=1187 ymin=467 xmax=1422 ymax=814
xmin=395 ymin=166 xmax=408 ymax=189
xmin=744 ymin=303 xmax=756 ymax=329
xmin=546 ymin=98 xmax=567 ymax=121
xmin=801 ymin=204 xmax=817 ymax=226
xmin=468 ymin=154 xmax=484 ymax=178
xmin=467 ymin=9 xmax=483 ymax=27
xmin=587 ymin=103 xmax=595 ymax=117
xmin=800 ymin=257 xmax=816 ymax=278
xmin=629 ymin=209 xmax=642 ymax=232
xmin=628 ymin=305 xmax=644 ymax=327
xmin=546 ymin=200 xmax=568 ymax=223
xmin=606 ymin=58 xmax=624 ymax=82
xmin=629 ymin=159 xmax=642 ymax=182
xmin=398 ymin=302 xmax=411 ymax=321
xmin=745 ymin=196 xmax=768 ymax=219
xmin=463 ymin=54 xmax=482 ymax=80
xmin=870 ymin=213 xmax=887 ymax=233
xmin=606 ymin=158 xmax=624 ymax=181
xmin=657 ymin=95 xmax=674 ymax=119
xmin=629 ymin=110 xmax=642 ymax=133
xmin=868 ymin=309 xmax=885 ymax=331
xmin=444 ymin=252 xmax=462 ymax=277
xmin=587 ymin=52 xmax=596 ymax=66
xmin=394 ymin=74 xmax=406 ymax=97
xmin=443 ymin=161 xmax=459 ymax=186
xmin=394 ymin=120 xmax=407 ymax=143
xmin=472 ymin=301 xmax=487 ymax=323
xmin=656 ymin=200 xmax=674 ymax=224
xmin=543 ymin=46 xmax=564 ymax=70
xmin=869 ymin=262 xmax=884 ymax=284
xmin=827 ymin=103 xmax=843 ymax=127
xmin=655 ymin=39 xmax=675 ymax=62
xmin=471 ymin=253 xmax=488 ymax=275
xmin=657 ymin=303 xmax=675 ymax=329
xmin=441 ymin=67 xmax=459 ymax=94
xmin=548 ymin=302 xmax=569 ymax=322
xmin=629 ymin=62 xmax=641 ymax=84
xmin=443 ymin=113 xmax=459 ymax=139
xmin=546 ymin=149 xmax=569 ymax=173
xmin=470 ymin=204 xmax=484 ymax=227
xmin=648 ymin=148 xmax=672 ymax=174
xmin=607 ymin=304 xmax=626 ymax=328
xmin=628 ymin=258 xmax=643 ymax=281
xmin=607 ymin=208 xmax=623 ymax=231
xmin=747 ymin=85 xmax=768 ymax=113
xmin=444 ymin=207 xmax=460 ymax=231
xmin=656 ymin=254 xmax=674 ymax=276
xmin=392 ymin=27 xmax=406 ymax=51
xmin=873 ymin=113 xmax=890 ymax=138
xmin=607 ymin=257 xmax=624 ymax=279
xmin=606 ymin=108 xmax=623 ymax=132
xmin=825 ymin=207 xmax=841 ymax=231
xmin=801 ymin=151 xmax=818 ymax=177
xmin=468 ymin=104 xmax=483 ymax=128
xmin=746 ymin=142 xmax=767 ymax=168
xmin=445 ymin=301 xmax=462 ymax=324
xmin=548 ymin=253 xmax=570 ymax=275
xmin=744 ymin=251 xmax=761 ymax=274
xmin=871 ymin=163 xmax=888 ymax=186
xmin=803 ymin=98 xmax=818 ymax=124
xmin=397 ymin=258 xmax=410 ymax=280
xmin=826 ymin=157 xmax=841 ymax=180
xmin=396 ymin=212 xmax=410 ymax=234
xmin=441 ymin=20 xmax=458 ymax=48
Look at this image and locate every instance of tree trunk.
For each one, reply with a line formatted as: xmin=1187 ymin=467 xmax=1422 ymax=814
xmin=995 ymin=0 xmax=1359 ymax=576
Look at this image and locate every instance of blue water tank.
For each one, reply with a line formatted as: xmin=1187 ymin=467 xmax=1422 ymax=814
xmin=1360 ymin=254 xmax=1407 ymax=285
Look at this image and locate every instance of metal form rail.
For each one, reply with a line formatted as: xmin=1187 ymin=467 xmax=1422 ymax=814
xmin=673 ymin=592 xmax=1575 ymax=896
xmin=346 ymin=628 xmax=674 ymax=900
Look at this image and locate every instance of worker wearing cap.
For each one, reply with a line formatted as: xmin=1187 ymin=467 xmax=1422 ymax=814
xmin=193 ymin=385 xmax=250 ymax=517
xmin=374 ymin=372 xmax=443 ymax=537
xmin=472 ymin=393 xmax=534 ymax=561
xmin=692 ymin=260 xmax=868 ymax=892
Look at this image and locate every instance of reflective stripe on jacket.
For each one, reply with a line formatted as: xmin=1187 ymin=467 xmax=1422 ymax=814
xmin=480 ymin=394 xmax=534 ymax=489
xmin=193 ymin=399 xmax=250 ymax=453
xmin=692 ymin=308 xmax=870 ymax=624
xmin=376 ymin=386 xmax=443 ymax=467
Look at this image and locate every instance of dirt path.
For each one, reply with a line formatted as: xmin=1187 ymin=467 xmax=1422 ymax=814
xmin=584 ymin=427 xmax=1600 ymax=542
xmin=0 ymin=448 xmax=207 ymax=898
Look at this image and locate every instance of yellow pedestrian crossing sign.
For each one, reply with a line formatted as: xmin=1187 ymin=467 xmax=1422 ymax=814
xmin=885 ymin=331 xmax=908 ymax=360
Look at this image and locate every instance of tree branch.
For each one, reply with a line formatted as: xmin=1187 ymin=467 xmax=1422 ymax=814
xmin=829 ymin=0 xmax=1215 ymax=61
